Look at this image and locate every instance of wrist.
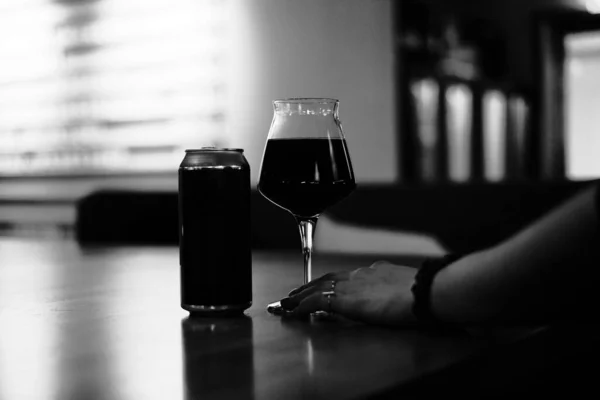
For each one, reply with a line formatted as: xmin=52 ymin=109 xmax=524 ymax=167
xmin=411 ymin=254 xmax=463 ymax=325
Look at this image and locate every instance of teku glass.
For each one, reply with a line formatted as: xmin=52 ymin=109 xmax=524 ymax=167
xmin=258 ymin=98 xmax=356 ymax=311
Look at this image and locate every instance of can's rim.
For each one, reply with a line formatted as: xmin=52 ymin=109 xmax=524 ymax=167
xmin=185 ymin=147 xmax=243 ymax=153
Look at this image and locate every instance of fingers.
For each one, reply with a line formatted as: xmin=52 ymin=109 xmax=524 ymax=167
xmin=281 ymin=267 xmax=367 ymax=316
xmin=275 ymin=261 xmax=404 ymax=323
xmin=291 ymin=279 xmax=357 ymax=318
xmin=287 ymin=272 xmax=336 ymax=296
xmin=286 ymin=279 xmax=354 ymax=318
xmin=282 ymin=276 xmax=339 ymax=310
xmin=291 ymin=288 xmax=348 ymax=317
xmin=292 ymin=291 xmax=330 ymax=317
xmin=288 ymin=271 xmax=349 ymax=297
xmin=281 ymin=270 xmax=348 ymax=314
xmin=280 ymin=283 xmax=322 ymax=310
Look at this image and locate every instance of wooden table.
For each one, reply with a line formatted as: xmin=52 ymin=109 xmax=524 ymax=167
xmin=0 ymin=238 xmax=588 ymax=400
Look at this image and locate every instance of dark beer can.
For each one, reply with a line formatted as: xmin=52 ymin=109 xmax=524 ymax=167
xmin=178 ymin=148 xmax=252 ymax=315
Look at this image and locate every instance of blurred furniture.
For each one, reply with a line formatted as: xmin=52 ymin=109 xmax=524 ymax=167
xmin=394 ymin=0 xmax=600 ymax=185
xmin=327 ymin=180 xmax=592 ymax=253
xmin=0 ymin=174 xmax=176 ymax=238
xmin=394 ymin=1 xmax=534 ymax=184
xmin=76 ymin=190 xmax=179 ymax=245
xmin=0 ymin=238 xmax=596 ymax=399
xmin=76 ymin=180 xmax=591 ymax=253
xmin=533 ymin=9 xmax=600 ymax=180
xmin=76 ymin=189 xmax=299 ymax=248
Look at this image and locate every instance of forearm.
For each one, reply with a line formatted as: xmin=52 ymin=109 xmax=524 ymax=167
xmin=430 ymin=184 xmax=600 ymax=324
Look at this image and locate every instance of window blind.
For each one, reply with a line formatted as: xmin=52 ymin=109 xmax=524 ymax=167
xmin=0 ymin=0 xmax=229 ymax=176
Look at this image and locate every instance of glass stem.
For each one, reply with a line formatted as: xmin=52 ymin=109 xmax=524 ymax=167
xmin=296 ymin=217 xmax=318 ymax=285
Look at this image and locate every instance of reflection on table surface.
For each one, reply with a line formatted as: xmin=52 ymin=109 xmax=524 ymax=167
xmin=0 ymin=238 xmax=543 ymax=400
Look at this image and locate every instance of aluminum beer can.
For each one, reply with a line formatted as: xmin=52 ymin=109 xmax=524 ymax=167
xmin=178 ymin=148 xmax=252 ymax=314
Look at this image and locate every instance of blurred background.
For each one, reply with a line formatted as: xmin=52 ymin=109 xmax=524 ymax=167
xmin=1 ymin=0 xmax=600 ymax=253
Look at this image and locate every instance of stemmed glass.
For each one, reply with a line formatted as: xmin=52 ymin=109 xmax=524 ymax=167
xmin=258 ymin=98 xmax=356 ymax=311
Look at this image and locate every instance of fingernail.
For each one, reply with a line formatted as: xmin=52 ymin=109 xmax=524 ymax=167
xmin=280 ymin=297 xmax=293 ymax=310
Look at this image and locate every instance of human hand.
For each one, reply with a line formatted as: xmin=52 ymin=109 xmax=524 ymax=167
xmin=279 ymin=261 xmax=419 ymax=326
